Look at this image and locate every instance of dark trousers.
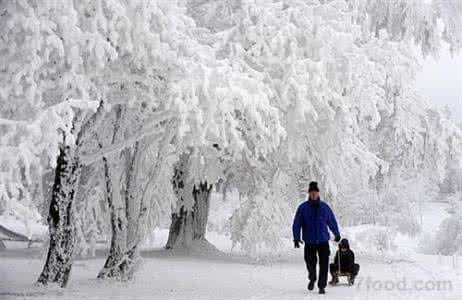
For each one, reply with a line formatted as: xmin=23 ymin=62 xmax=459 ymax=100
xmin=304 ymin=242 xmax=330 ymax=289
xmin=330 ymin=263 xmax=360 ymax=277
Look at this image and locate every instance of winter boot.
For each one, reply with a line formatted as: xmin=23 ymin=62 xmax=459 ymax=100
xmin=319 ymin=288 xmax=326 ymax=294
xmin=307 ymin=280 xmax=315 ymax=291
xmin=329 ymin=274 xmax=339 ymax=286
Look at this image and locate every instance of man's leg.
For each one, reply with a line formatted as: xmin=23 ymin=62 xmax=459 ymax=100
xmin=329 ymin=263 xmax=337 ymax=276
xmin=317 ymin=242 xmax=330 ymax=289
xmin=304 ymin=244 xmax=317 ymax=283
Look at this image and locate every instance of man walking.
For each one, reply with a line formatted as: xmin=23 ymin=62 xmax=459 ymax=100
xmin=292 ymin=181 xmax=340 ymax=294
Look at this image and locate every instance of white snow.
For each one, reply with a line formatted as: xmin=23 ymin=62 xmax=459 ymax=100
xmin=2 ymin=195 xmax=460 ymax=299
xmin=1 ymin=244 xmax=461 ymax=300
xmin=0 ymin=215 xmax=47 ymax=240
xmin=1 ymin=0 xmax=462 ymax=298
xmin=2 ymin=199 xmax=462 ymax=300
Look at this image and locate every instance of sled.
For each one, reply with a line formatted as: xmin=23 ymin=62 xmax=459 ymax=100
xmin=329 ymin=271 xmax=354 ymax=286
xmin=329 ymin=241 xmax=354 ymax=286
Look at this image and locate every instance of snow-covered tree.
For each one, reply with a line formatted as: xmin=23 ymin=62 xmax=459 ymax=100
xmin=1 ymin=1 xmax=112 ymax=286
xmin=3 ymin=0 xmax=462 ymax=284
xmin=184 ymin=0 xmax=462 ymax=254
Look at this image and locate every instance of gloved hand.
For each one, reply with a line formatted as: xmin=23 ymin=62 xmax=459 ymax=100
xmin=294 ymin=240 xmax=303 ymax=248
xmin=334 ymin=235 xmax=341 ymax=242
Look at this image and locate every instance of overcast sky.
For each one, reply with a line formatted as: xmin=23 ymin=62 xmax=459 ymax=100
xmin=415 ymin=49 xmax=462 ymax=123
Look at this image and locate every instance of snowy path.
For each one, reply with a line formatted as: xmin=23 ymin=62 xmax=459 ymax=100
xmin=1 ymin=249 xmax=461 ymax=300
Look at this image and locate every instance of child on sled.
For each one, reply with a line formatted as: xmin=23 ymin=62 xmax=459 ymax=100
xmin=329 ymin=238 xmax=360 ymax=285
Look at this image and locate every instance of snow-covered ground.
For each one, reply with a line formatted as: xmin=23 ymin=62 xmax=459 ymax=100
xmin=1 ymin=246 xmax=461 ymax=300
xmin=0 ymin=215 xmax=47 ymax=240
xmin=1 ymin=198 xmax=459 ymax=300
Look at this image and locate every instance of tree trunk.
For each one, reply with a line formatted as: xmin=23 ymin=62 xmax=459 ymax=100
xmin=192 ymin=182 xmax=212 ymax=240
xmin=37 ymin=102 xmax=104 ymax=287
xmin=165 ymin=206 xmax=194 ymax=249
xmin=119 ymin=142 xmax=142 ymax=279
xmin=124 ymin=142 xmax=140 ymax=253
xmin=166 ymin=154 xmax=213 ymax=249
xmin=37 ymin=145 xmax=81 ymax=287
xmin=97 ymin=155 xmax=128 ymax=279
xmin=98 ymin=142 xmax=141 ymax=280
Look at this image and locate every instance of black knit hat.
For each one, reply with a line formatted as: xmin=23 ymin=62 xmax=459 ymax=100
xmin=339 ymin=238 xmax=350 ymax=249
xmin=308 ymin=181 xmax=319 ymax=192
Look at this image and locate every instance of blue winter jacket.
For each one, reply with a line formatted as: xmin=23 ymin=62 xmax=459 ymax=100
xmin=292 ymin=199 xmax=340 ymax=244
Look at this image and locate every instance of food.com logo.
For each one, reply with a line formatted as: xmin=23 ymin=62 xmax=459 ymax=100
xmin=356 ymin=277 xmax=453 ymax=291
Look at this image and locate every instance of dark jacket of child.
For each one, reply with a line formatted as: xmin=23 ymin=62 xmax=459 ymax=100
xmin=330 ymin=239 xmax=359 ymax=276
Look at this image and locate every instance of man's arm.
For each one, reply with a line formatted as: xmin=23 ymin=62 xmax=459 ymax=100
xmin=292 ymin=205 xmax=303 ymax=241
xmin=326 ymin=204 xmax=340 ymax=239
